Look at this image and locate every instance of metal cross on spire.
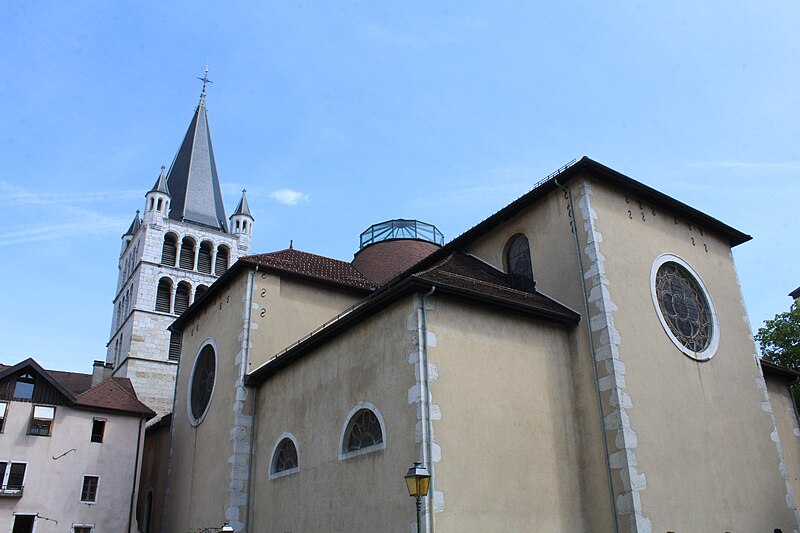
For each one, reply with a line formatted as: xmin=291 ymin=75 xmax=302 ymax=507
xmin=197 ymin=66 xmax=213 ymax=98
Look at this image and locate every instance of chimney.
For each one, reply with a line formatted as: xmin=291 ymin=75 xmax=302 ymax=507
xmin=92 ymin=360 xmax=113 ymax=386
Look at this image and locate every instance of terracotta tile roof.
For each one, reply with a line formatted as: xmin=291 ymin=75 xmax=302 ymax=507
xmin=47 ymin=369 xmax=94 ymax=396
xmin=412 ymin=252 xmax=580 ymax=323
xmin=74 ymin=378 xmax=155 ymax=417
xmin=243 ymin=248 xmax=377 ymax=290
xmin=352 ymin=239 xmax=441 ymax=285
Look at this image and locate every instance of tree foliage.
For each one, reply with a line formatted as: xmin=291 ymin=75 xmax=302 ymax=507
xmin=755 ymin=303 xmax=800 ymax=370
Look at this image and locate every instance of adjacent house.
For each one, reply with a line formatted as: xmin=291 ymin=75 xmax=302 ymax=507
xmin=0 ymin=358 xmax=154 ymax=533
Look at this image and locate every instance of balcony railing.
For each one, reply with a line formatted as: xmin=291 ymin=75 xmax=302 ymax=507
xmin=359 ymin=219 xmax=444 ymax=249
xmin=0 ymin=485 xmax=23 ymax=497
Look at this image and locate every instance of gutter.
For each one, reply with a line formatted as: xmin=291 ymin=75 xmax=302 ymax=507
xmin=555 ymin=179 xmax=619 ymax=533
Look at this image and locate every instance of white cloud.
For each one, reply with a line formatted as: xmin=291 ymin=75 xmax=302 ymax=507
xmin=269 ymin=189 xmax=309 ymax=206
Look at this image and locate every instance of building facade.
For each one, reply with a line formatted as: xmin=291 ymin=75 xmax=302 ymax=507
xmin=160 ymin=157 xmax=800 ymax=532
xmin=106 ymin=87 xmax=253 ymax=415
xmin=0 ymin=359 xmax=154 ymax=533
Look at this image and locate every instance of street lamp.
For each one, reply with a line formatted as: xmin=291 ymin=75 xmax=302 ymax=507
xmin=220 ymin=524 xmax=234 ymax=533
xmin=404 ymin=462 xmax=431 ymax=532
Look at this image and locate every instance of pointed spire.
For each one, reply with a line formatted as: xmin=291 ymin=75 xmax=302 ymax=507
xmin=124 ymin=211 xmax=141 ymax=236
xmin=149 ymin=165 xmax=170 ymax=195
xmin=231 ymin=189 xmax=253 ymax=219
xmin=163 ymin=73 xmax=228 ymax=231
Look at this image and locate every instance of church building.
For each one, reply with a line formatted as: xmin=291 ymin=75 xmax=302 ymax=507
xmin=107 ymin=78 xmax=253 ymax=416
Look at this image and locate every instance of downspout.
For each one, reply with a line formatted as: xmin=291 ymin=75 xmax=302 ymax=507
xmin=127 ymin=416 xmax=145 ymax=533
xmin=554 ymin=179 xmax=619 ymax=533
xmin=242 ymin=267 xmax=257 ymax=533
xmin=417 ymin=286 xmax=436 ymax=533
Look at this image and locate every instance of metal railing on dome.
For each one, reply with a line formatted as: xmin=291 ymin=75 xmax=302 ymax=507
xmin=359 ymin=219 xmax=444 ymax=249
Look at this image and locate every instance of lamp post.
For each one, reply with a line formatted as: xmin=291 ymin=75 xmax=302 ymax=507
xmin=404 ymin=462 xmax=431 ymax=533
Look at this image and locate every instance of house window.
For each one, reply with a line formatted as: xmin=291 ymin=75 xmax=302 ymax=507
xmin=91 ymin=419 xmax=106 ymax=443
xmin=73 ymin=526 xmax=94 ymax=533
xmin=29 ymin=405 xmax=55 ymax=437
xmin=0 ymin=402 xmax=7 ymax=433
xmin=270 ymin=436 xmax=299 ymax=479
xmin=506 ymin=234 xmax=535 ymax=292
xmin=13 ymin=373 xmax=35 ymax=400
xmin=340 ymin=403 xmax=386 ymax=459
xmin=0 ymin=461 xmax=26 ymax=494
xmin=80 ymin=475 xmax=99 ymax=503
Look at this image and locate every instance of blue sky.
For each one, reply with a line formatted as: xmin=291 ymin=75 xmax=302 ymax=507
xmin=1 ymin=2 xmax=798 ymax=372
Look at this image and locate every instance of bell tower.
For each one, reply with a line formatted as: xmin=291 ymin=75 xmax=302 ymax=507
xmin=106 ymin=72 xmax=254 ymax=415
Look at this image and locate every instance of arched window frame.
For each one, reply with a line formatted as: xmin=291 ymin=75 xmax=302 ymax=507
xmin=339 ymin=401 xmax=387 ymax=461
xmin=269 ymin=432 xmax=301 ymax=480
xmin=215 ymin=245 xmax=230 ymax=275
xmin=198 ymin=241 xmax=214 ymax=274
xmin=187 ymin=338 xmax=217 ymax=426
xmin=179 ymin=236 xmax=197 ymax=270
xmin=174 ymin=281 xmax=192 ymax=315
xmin=161 ymin=233 xmax=178 ymax=267
xmin=505 ymin=233 xmax=536 ymax=292
xmin=155 ymin=277 xmax=173 ymax=313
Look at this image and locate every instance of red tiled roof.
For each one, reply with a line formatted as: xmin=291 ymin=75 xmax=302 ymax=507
xmin=74 ymin=377 xmax=155 ymax=417
xmin=352 ymin=239 xmax=441 ymax=285
xmin=243 ymin=248 xmax=377 ymax=290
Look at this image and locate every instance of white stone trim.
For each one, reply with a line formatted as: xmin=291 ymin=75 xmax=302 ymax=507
xmin=268 ymin=432 xmax=301 ymax=480
xmin=186 ymin=338 xmax=218 ymax=427
xmin=338 ymin=401 xmax=387 ymax=460
xmin=649 ymin=253 xmax=719 ymax=361
xmin=577 ymin=181 xmax=650 ymax=532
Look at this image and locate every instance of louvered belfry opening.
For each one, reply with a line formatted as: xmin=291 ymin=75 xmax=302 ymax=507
xmin=215 ymin=245 xmax=229 ymax=275
xmin=195 ymin=285 xmax=208 ymax=302
xmin=168 ymin=330 xmax=182 ymax=361
xmin=155 ymin=278 xmax=172 ymax=313
xmin=174 ymin=282 xmax=191 ymax=315
xmin=180 ymin=237 xmax=196 ymax=270
xmin=198 ymin=241 xmax=213 ymax=274
xmin=161 ymin=234 xmax=178 ymax=266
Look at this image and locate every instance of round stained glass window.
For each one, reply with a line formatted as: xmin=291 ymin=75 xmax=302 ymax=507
xmin=651 ymin=255 xmax=718 ymax=361
xmin=188 ymin=342 xmax=216 ymax=425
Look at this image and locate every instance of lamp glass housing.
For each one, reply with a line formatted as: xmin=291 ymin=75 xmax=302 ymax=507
xmin=404 ymin=463 xmax=431 ymax=497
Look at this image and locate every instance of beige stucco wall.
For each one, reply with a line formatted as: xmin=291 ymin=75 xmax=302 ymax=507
xmin=766 ymin=375 xmax=800 ymax=504
xmin=585 ymin=176 xmax=797 ymax=530
xmin=248 ymin=271 xmax=362 ymax=369
xmin=464 ymin=186 xmax=615 ymax=531
xmin=166 ymin=271 xmax=249 ymax=532
xmin=250 ymin=298 xmax=418 ymax=533
xmin=0 ymin=401 xmax=144 ymax=533
xmin=137 ymin=418 xmax=170 ymax=533
xmin=427 ymin=298 xmax=588 ymax=532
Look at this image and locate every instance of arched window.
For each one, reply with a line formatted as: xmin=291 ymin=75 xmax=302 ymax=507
xmin=156 ymin=198 xmax=163 ymax=212
xmin=215 ymin=246 xmax=230 ymax=275
xmin=198 ymin=241 xmax=213 ymax=274
xmin=341 ymin=404 xmax=385 ymax=459
xmin=168 ymin=330 xmax=182 ymax=361
xmin=180 ymin=237 xmax=196 ymax=270
xmin=194 ymin=285 xmax=209 ymax=302
xmin=174 ymin=282 xmax=191 ymax=315
xmin=161 ymin=234 xmax=178 ymax=266
xmin=188 ymin=341 xmax=217 ymax=425
xmin=270 ymin=435 xmax=300 ymax=479
xmin=506 ymin=234 xmax=535 ymax=292
xmin=155 ymin=278 xmax=172 ymax=313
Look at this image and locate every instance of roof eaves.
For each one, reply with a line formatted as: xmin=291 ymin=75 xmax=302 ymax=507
xmin=760 ymin=359 xmax=800 ymax=383
xmin=789 ymin=287 xmax=800 ymax=299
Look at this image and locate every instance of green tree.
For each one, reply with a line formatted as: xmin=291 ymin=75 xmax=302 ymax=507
xmin=755 ymin=303 xmax=800 ymax=370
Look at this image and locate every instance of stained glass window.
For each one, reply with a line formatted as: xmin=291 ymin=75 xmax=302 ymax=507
xmin=345 ymin=409 xmax=383 ymax=453
xmin=272 ymin=438 xmax=298 ymax=474
xmin=507 ymin=234 xmax=535 ymax=292
xmin=655 ymin=262 xmax=712 ymax=353
xmin=190 ymin=345 xmax=216 ymax=423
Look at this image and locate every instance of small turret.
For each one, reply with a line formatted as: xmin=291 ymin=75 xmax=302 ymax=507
xmin=229 ymin=189 xmax=254 ymax=253
xmin=121 ymin=211 xmax=141 ymax=254
xmin=144 ymin=166 xmax=171 ymax=224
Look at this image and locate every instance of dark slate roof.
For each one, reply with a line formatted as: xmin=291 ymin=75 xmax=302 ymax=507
xmin=74 ymin=378 xmax=155 ymax=417
xmin=124 ymin=211 xmax=141 ymax=236
xmin=149 ymin=165 xmax=170 ymax=195
xmin=165 ymin=95 xmax=228 ymax=231
xmin=244 ymin=248 xmax=377 ymax=290
xmin=352 ymin=239 xmax=441 ymax=285
xmin=760 ymin=359 xmax=800 ymax=383
xmin=0 ymin=359 xmax=154 ymax=418
xmin=231 ymin=189 xmax=253 ymax=218
xmin=790 ymin=287 xmax=800 ymax=300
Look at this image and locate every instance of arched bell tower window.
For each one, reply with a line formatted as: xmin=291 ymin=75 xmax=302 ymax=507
xmin=215 ymin=246 xmax=230 ymax=275
xmin=161 ymin=234 xmax=178 ymax=266
xmin=194 ymin=285 xmax=209 ymax=302
xmin=506 ymin=234 xmax=536 ymax=292
xmin=180 ymin=237 xmax=196 ymax=270
xmin=174 ymin=281 xmax=191 ymax=315
xmin=198 ymin=241 xmax=213 ymax=274
xmin=155 ymin=278 xmax=172 ymax=313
